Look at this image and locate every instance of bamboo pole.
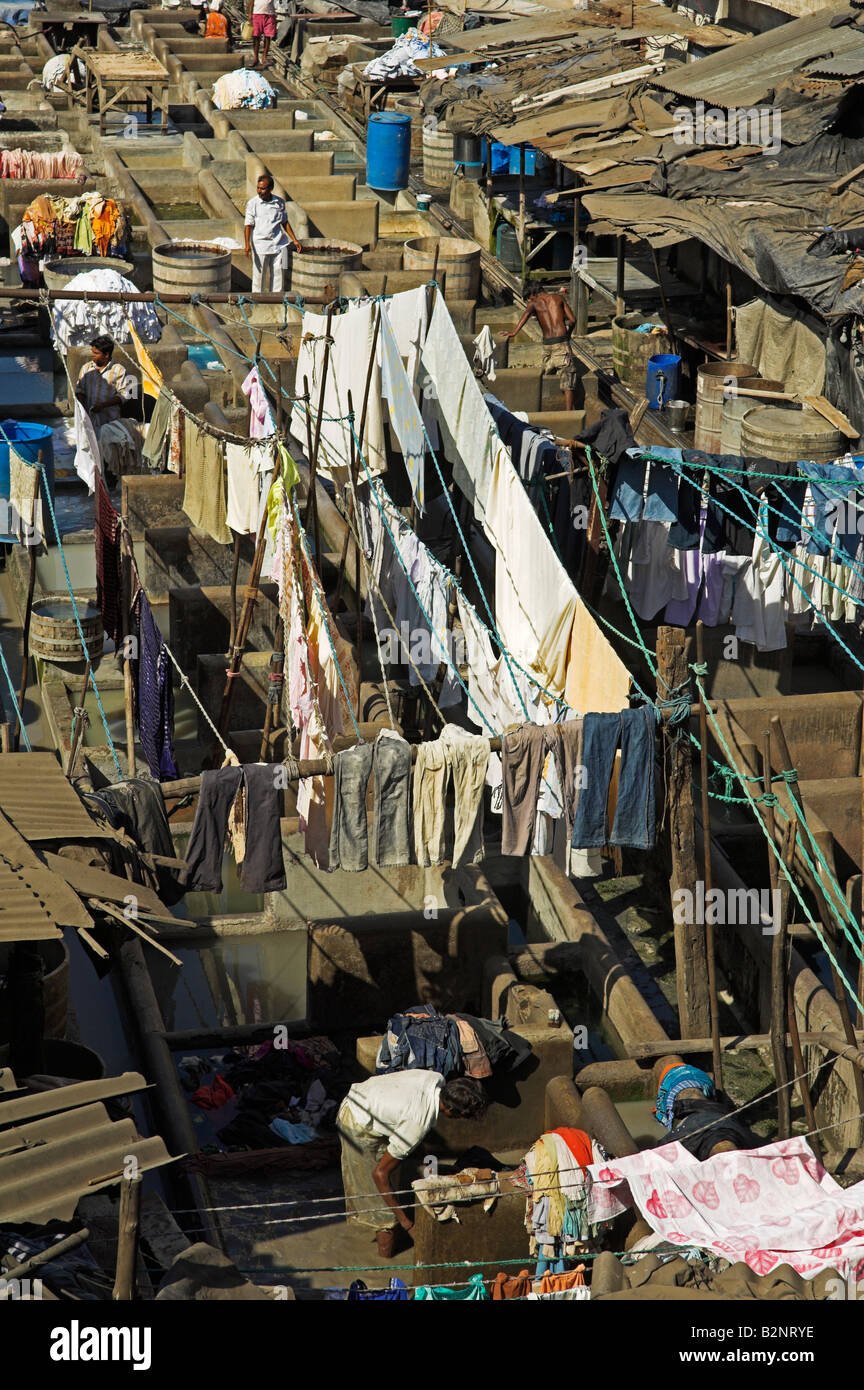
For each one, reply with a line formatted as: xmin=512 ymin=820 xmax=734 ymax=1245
xmin=112 ymin=1172 xmax=142 ymax=1301
xmin=120 ymin=522 xmax=135 ymax=779
xmin=763 ymin=729 xmax=790 ymax=1138
xmin=695 ymin=621 xmax=722 ymax=1087
xmin=65 ymin=660 xmax=91 ymax=778
xmin=14 ymin=455 xmax=42 ymax=751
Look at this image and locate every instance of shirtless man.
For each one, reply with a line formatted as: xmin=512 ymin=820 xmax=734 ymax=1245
xmin=500 ymin=286 xmax=578 ymax=410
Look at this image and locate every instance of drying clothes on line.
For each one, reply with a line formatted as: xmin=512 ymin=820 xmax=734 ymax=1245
xmin=411 ymin=723 xmax=488 ymax=868
xmin=586 ymin=1136 xmax=864 ymax=1279
xmin=6 ymin=450 xmax=40 ymax=546
xmin=84 ymin=776 xmax=186 ymax=906
xmin=363 ymin=29 xmax=445 ymax=79
xmin=383 ymin=285 xmax=428 ymax=395
xmin=491 ymin=1269 xmax=532 ymax=1300
xmin=182 ymin=416 xmax=231 ymax=544
xmin=184 ymin=763 xmax=286 ymax=894
xmin=94 ymin=474 xmax=123 ymax=648
xmin=290 ymin=300 xmax=387 ymax=480
xmin=609 ymin=448 xmax=681 ymax=526
xmin=485 ymin=392 xmax=557 ymax=484
xmin=72 ymin=400 xmax=101 ymax=493
xmin=472 ymin=325 xmax=497 ymax=382
xmin=578 ymin=408 xmax=635 ymax=468
xmin=133 ymin=590 xmax=178 ymax=781
xmin=52 ymin=268 xmax=160 ymax=348
xmin=655 ymin=1063 xmax=715 ymax=1130
xmin=570 ymin=706 xmax=657 ymax=851
xmin=414 ymin=1273 xmax=489 ymax=1301
xmin=98 ymin=420 xmax=143 ymax=479
xmin=0 ymin=148 xmax=83 ymax=180
xmin=212 ymin=68 xmax=275 ymax=109
xmin=328 ymin=728 xmax=412 ymax=872
xmin=142 ymin=389 xmax=172 ymax=473
xmin=520 ymin=1129 xmax=611 ymax=1264
xmin=366 ymin=488 xmax=460 ymax=704
xmin=242 ymin=365 xmax=276 ymax=440
xmin=527 ymin=1267 xmax=589 ymax=1300
xmin=376 ymin=1004 xmax=462 ymax=1078
xmin=129 ymin=320 xmax=163 ymax=401
xmin=345 ymin=1279 xmax=409 ymax=1301
xmin=226 ymin=439 xmax=274 ymax=535
xmin=412 ymin=1168 xmax=500 ymax=1222
xmin=500 ymin=718 xmax=583 ymax=857
xmin=379 ymin=308 xmax=425 ymax=514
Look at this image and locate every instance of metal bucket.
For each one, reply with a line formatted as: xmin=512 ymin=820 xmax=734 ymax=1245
xmin=30 ymin=594 xmax=104 ymax=665
xmin=663 ymin=399 xmax=689 ymax=431
xmin=289 ymin=238 xmax=363 ymax=303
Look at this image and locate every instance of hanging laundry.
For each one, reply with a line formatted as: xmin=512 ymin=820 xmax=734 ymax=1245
xmin=73 ymin=398 xmax=101 ymax=493
xmin=226 ymin=439 xmax=274 ymax=535
xmin=501 ymin=719 xmax=584 ymax=857
xmin=133 ymin=590 xmax=178 ymax=781
xmin=184 ymin=763 xmax=285 ymax=893
xmin=166 ymin=401 xmax=183 ymax=476
xmin=52 ymin=268 xmax=160 ymax=348
xmin=241 ymin=365 xmax=276 ymax=440
xmin=345 ymin=1279 xmax=409 ymax=1301
xmin=439 ymin=724 xmax=488 ymax=867
xmin=379 ymin=309 xmax=425 ymax=514
xmin=472 ymin=324 xmax=497 ymax=382
xmin=7 ymin=449 xmax=41 ymax=547
xmin=413 ymin=736 xmax=449 ymax=867
xmin=519 ymin=1129 xmax=611 ymax=1267
xmin=129 ymin=319 xmax=163 ymax=400
xmin=94 ymin=474 xmax=122 ymax=647
xmin=586 ymin=1136 xmax=864 ymax=1280
xmin=142 ymin=390 xmax=172 ymax=473
xmin=328 ymin=728 xmax=412 ymax=872
xmin=290 ymin=300 xmax=387 ymax=480
xmin=383 ymin=285 xmax=428 ymax=388
xmin=182 ymin=416 xmax=231 ymax=544
xmin=414 ymin=1274 xmax=489 ymax=1301
xmin=570 ymin=707 xmax=657 ymax=851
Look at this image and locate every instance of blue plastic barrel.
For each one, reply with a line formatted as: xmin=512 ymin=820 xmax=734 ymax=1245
xmin=646 ymin=353 xmax=682 ymax=410
xmin=0 ymin=420 xmax=55 ymax=545
xmin=366 ymin=111 xmax=412 ymax=191
xmin=490 ymin=141 xmax=510 ymax=175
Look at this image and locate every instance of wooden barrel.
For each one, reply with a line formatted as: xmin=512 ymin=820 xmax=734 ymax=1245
xmin=720 ymin=377 xmax=783 ymax=454
xmin=289 ymin=238 xmax=362 ymax=303
xmin=694 ymin=361 xmax=759 ymax=451
xmin=741 ymin=405 xmax=843 ymax=464
xmin=30 ymin=595 xmax=103 ymax=664
xmin=152 ymin=241 xmax=232 ymax=298
xmin=403 ymin=235 xmax=480 ymax=301
xmin=612 ymin=312 xmax=672 ymax=389
xmin=43 ymin=255 xmax=134 ymax=291
xmin=422 ymin=123 xmax=454 ymax=189
xmin=393 ymin=96 xmax=423 ymax=157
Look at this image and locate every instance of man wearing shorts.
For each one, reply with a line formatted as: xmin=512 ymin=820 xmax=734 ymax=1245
xmin=500 ymin=285 xmax=579 ymax=411
xmin=249 ymin=0 xmax=276 ymax=66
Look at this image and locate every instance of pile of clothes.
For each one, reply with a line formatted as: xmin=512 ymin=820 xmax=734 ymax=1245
xmin=52 ymin=267 xmax=160 ymax=349
xmin=14 ymin=193 xmax=130 ymax=283
xmin=0 ymin=148 xmax=83 ymax=180
xmin=516 ymin=1127 xmax=613 ymax=1269
xmin=363 ymin=29 xmax=445 ymax=80
xmin=374 ymin=1003 xmax=532 ymax=1079
xmin=182 ymin=1036 xmax=347 ymax=1155
xmin=212 ymin=68 xmax=275 ymax=110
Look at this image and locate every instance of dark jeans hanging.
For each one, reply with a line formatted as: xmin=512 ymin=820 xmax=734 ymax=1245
xmin=329 ymin=732 xmax=412 ymax=872
xmin=184 ymin=763 xmax=285 ymax=894
xmin=570 ymin=707 xmax=657 ymax=850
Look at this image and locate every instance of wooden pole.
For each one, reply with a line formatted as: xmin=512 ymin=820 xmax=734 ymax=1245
xmin=258 ymin=619 xmax=285 ymax=763
xmin=695 ymin=622 xmax=722 ymax=1087
xmin=725 ymin=261 xmax=733 ymax=360
xmin=763 ymin=729 xmax=790 ymax=1138
xmin=112 ymin=1172 xmax=142 ymax=1301
xmin=615 ymin=235 xmax=625 ymax=319
xmin=347 ymin=388 xmax=363 ymax=721
xmin=0 ymin=723 xmax=10 ymax=753
xmin=66 ymin=660 xmax=91 ymax=778
xmin=227 ymin=531 xmax=241 ymax=653
xmin=770 ymin=714 xmax=864 ymax=1117
xmin=303 ymin=304 xmax=335 ymax=542
xmin=779 ymin=813 xmax=820 ymax=1153
xmin=571 ymin=184 xmax=587 ymax=336
xmin=120 ymin=523 xmax=136 ymax=779
xmin=649 ymin=241 xmax=672 ymax=335
xmin=657 ymin=625 xmax=710 ymax=1037
xmin=519 ymin=143 xmax=526 ymax=295
xmin=14 ymin=454 xmax=42 ymax=750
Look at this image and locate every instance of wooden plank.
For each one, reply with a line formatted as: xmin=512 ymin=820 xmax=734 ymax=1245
xmin=803 ymin=394 xmax=859 ymax=440
xmin=628 ymin=1030 xmax=864 ymax=1058
xmin=91 ymin=899 xmax=183 ymax=968
xmin=828 ymin=160 xmax=864 ymax=195
xmin=38 ymin=851 xmax=172 ymax=919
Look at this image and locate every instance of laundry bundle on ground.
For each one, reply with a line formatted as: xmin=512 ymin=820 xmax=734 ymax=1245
xmin=363 ymin=29 xmax=445 ymax=80
xmin=517 ymin=1127 xmax=613 ymax=1267
xmin=374 ymin=1003 xmax=532 ymax=1079
xmin=212 ymin=68 xmax=275 ymax=109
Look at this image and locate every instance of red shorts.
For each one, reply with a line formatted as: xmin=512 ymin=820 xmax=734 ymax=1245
xmin=252 ymin=12 xmax=276 ymax=37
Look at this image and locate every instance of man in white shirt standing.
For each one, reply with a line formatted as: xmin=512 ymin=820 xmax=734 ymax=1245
xmin=248 ymin=0 xmax=276 ymax=67
xmin=244 ymin=171 xmax=301 ymax=295
xmin=337 ymin=1070 xmax=488 ymax=1258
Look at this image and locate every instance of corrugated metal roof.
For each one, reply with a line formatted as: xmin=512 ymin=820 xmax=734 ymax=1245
xmin=652 ymin=1 xmax=861 ymax=106
xmin=0 ymin=856 xmax=63 ymax=941
xmin=0 ymin=1071 xmax=149 ymax=1126
xmin=0 ymin=1095 xmax=175 ymax=1224
xmin=0 ymin=753 xmax=113 ymax=841
xmin=805 ymin=50 xmax=864 ymax=74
